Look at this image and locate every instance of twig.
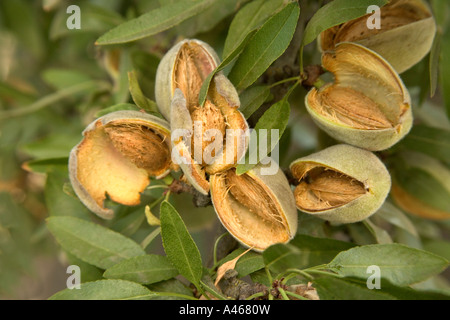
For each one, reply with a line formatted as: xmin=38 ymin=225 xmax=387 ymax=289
xmin=167 ymin=179 xmax=212 ymax=207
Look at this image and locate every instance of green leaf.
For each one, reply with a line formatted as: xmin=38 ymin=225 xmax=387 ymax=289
xmin=316 ymin=276 xmax=450 ymax=300
xmin=431 ymin=0 xmax=450 ymax=30
xmin=96 ymin=0 xmax=215 ymax=45
xmin=429 ymin=30 xmax=442 ymax=98
xmin=46 ymin=216 xmax=145 ymax=269
xmin=198 ymin=29 xmax=256 ymax=106
xmin=21 ymin=133 xmax=82 ymax=159
xmin=347 ymin=223 xmax=377 ymax=245
xmin=363 ymin=219 xmax=393 ymax=244
xmin=200 ymin=273 xmax=228 ymax=300
xmin=328 ymin=244 xmax=449 ymax=286
xmin=160 ymin=201 xmax=203 ymax=287
xmin=103 ymin=254 xmax=178 ymax=284
xmin=22 ymin=157 xmax=68 ymax=174
xmin=399 ymin=125 xmax=450 ymax=163
xmin=375 ymin=201 xmax=418 ymax=237
xmin=110 ymin=206 xmax=146 ymax=237
xmin=440 ymin=22 xmax=450 ymax=119
xmin=175 ymin=0 xmax=242 ymax=38
xmin=44 ymin=170 xmax=91 ymax=220
xmin=314 ymin=277 xmax=396 ymax=300
xmin=0 ymin=193 xmax=34 ymax=292
xmin=95 ymin=103 xmax=141 ymax=118
xmin=301 ymin=0 xmax=388 ymax=45
xmin=49 ymin=280 xmax=155 ymax=300
xmin=140 ymin=227 xmax=161 ymax=250
xmin=236 ymin=99 xmax=290 ymax=175
xmin=263 ymin=235 xmax=356 ymax=273
xmin=249 ymin=269 xmax=273 ymax=287
xmin=263 ymin=244 xmax=302 ymax=275
xmin=219 ymin=248 xmax=265 ymax=277
xmin=228 ymin=2 xmax=299 ymax=91
xmin=42 ymin=68 xmax=92 ymax=90
xmin=128 ymin=70 xmax=158 ymax=113
xmin=112 ymin=48 xmax=132 ymax=104
xmin=378 ymin=279 xmax=450 ymax=300
xmin=148 ymin=279 xmax=194 ymax=300
xmin=222 ymin=0 xmax=286 ymax=58
xmin=239 ymin=85 xmax=271 ymax=119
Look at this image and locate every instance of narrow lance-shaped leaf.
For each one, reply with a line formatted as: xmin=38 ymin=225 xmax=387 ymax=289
xmin=316 ymin=275 xmax=450 ymax=300
xmin=236 ymin=98 xmax=290 ymax=175
xmin=95 ymin=103 xmax=141 ymax=118
xmin=314 ymin=277 xmax=396 ymax=300
xmin=44 ymin=170 xmax=92 ymax=220
xmin=96 ymin=0 xmax=215 ymax=45
xmin=228 ymin=2 xmax=300 ymax=91
xmin=128 ymin=70 xmax=158 ymax=113
xmin=439 ymin=30 xmax=450 ymax=119
xmin=429 ymin=30 xmax=441 ymax=98
xmin=175 ymin=0 xmax=241 ymax=38
xmin=239 ymin=85 xmax=271 ymax=119
xmin=431 ymin=0 xmax=449 ymax=29
xmin=113 ymin=48 xmax=132 ymax=104
xmin=160 ymin=201 xmax=203 ymax=287
xmin=22 ymin=157 xmax=68 ymax=174
xmin=301 ymin=0 xmax=388 ymax=45
xmin=263 ymin=234 xmax=356 ymax=273
xmin=103 ymin=254 xmax=178 ymax=284
xmin=222 ymin=0 xmax=287 ymax=58
xmin=49 ymin=280 xmax=155 ymax=300
xmin=218 ymin=248 xmax=265 ymax=278
xmin=363 ymin=219 xmax=393 ymax=244
xmin=374 ymin=201 xmax=418 ymax=237
xmin=41 ymin=68 xmax=92 ymax=90
xmin=198 ymin=29 xmax=256 ymax=106
xmin=328 ymin=243 xmax=449 ymax=286
xmin=46 ymin=216 xmax=145 ymax=269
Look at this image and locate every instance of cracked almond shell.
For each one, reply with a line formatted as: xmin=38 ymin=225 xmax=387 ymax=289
xmin=319 ymin=0 xmax=436 ymax=73
xmin=155 ymin=39 xmax=220 ymax=120
xmin=69 ymin=110 xmax=172 ymax=219
xmin=290 ymin=144 xmax=391 ymax=224
xmin=305 ymin=42 xmax=412 ymax=151
xmin=210 ymin=159 xmax=298 ymax=252
xmin=156 ymin=39 xmax=249 ymax=195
